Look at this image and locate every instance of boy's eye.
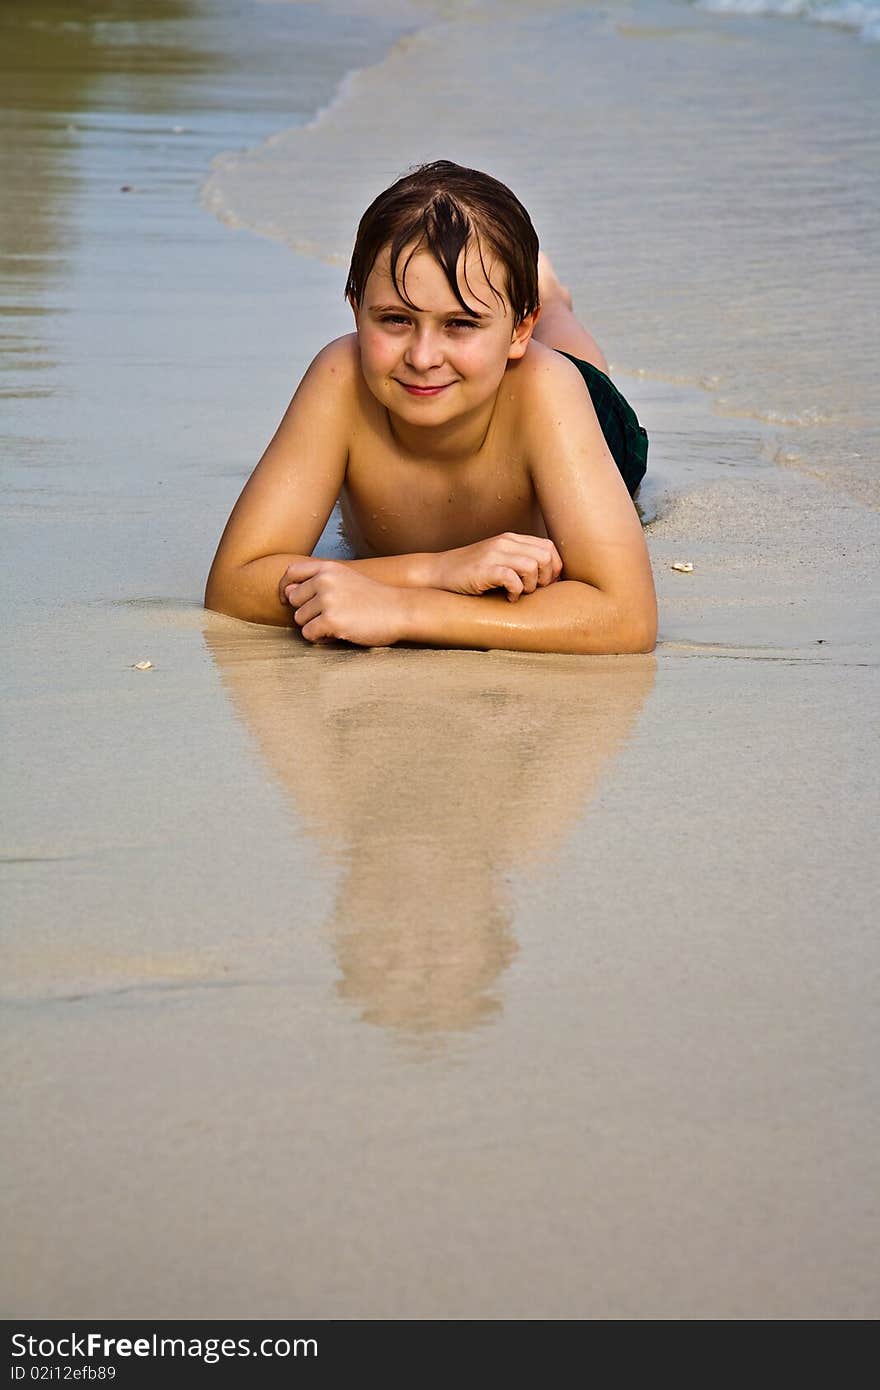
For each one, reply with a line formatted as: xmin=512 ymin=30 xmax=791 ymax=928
xmin=379 ymin=315 xmax=478 ymax=330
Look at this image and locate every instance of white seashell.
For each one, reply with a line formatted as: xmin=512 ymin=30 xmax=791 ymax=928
xmin=670 ymin=561 xmax=694 ymax=573
xmin=132 ymin=661 xmax=153 ymax=670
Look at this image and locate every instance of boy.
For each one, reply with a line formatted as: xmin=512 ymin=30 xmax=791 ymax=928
xmin=205 ymin=160 xmax=656 ymax=654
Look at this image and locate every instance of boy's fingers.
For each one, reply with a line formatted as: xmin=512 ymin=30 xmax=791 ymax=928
xmin=280 ymin=562 xmax=310 ymax=602
xmin=284 ymin=557 xmax=326 ymax=576
xmin=291 ymin=595 xmax=323 ymax=627
xmin=500 ymin=535 xmax=561 ymax=586
xmin=530 ymin=541 xmax=562 ymax=586
xmin=300 ymin=617 xmax=328 ymax=642
xmin=527 ymin=539 xmax=561 ymax=582
xmin=284 ymin=577 xmax=319 ymax=607
xmin=280 ymin=557 xmax=326 ymax=596
xmin=496 ymin=567 xmax=524 ymax=601
xmin=537 ymin=554 xmax=560 ymax=586
xmin=518 ymin=566 xmax=539 ymax=593
xmin=505 ymin=553 xmax=539 ymax=592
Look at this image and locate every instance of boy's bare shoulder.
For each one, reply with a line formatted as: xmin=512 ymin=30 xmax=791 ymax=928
xmin=306 ymin=332 xmax=376 ymax=427
xmin=307 ymin=332 xmax=360 ymax=387
xmin=508 ymin=338 xmax=588 ymax=399
xmin=507 ymin=339 xmax=600 ymax=439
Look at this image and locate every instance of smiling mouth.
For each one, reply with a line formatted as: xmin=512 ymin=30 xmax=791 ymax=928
xmin=396 ymin=380 xmax=454 ymax=393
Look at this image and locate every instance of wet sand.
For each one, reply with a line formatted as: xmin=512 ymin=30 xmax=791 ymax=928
xmin=2 ymin=0 xmax=879 ymax=1319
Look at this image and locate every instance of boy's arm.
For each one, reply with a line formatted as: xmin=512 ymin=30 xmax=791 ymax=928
xmin=283 ymin=557 xmax=654 ymax=653
xmin=286 ymin=535 xmax=561 ymax=596
xmin=204 ymin=337 xmax=355 ymax=625
xmin=331 ymin=553 xmax=438 ymax=587
xmin=205 ymin=333 xmax=461 ymax=622
xmin=398 ymin=582 xmax=647 ymax=654
xmin=398 ymin=354 xmax=656 ymax=653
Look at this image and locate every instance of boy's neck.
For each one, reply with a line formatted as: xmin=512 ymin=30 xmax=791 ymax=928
xmin=386 ymin=392 xmax=498 ymax=465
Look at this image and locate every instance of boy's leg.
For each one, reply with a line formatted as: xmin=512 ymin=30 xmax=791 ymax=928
xmin=533 ymin=252 xmax=609 ymax=374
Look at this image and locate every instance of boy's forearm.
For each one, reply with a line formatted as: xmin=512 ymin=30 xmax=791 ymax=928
xmin=399 ymin=580 xmax=656 ymax=655
xmin=204 ymin=551 xmax=436 ymax=626
xmin=205 ymin=554 xmax=656 ymax=652
xmin=343 ymin=552 xmax=437 ymax=587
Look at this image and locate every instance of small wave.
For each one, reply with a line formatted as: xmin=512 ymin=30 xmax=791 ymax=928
xmin=694 ymin=0 xmax=880 ymax=42
xmin=754 ymin=407 xmax=836 ymax=427
xmin=297 ymin=46 xmax=413 ymax=136
xmin=200 ymin=28 xmax=424 ymax=254
xmin=714 ymin=400 xmax=836 ymax=427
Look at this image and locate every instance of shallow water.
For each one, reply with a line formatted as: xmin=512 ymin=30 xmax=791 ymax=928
xmin=202 ymin=0 xmax=880 ymax=508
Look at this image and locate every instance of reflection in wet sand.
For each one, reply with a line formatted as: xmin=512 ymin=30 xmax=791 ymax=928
xmin=205 ymin=623 xmax=654 ymax=1039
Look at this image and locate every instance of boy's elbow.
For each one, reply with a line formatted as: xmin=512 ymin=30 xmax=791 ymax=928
xmin=621 ymin=605 xmax=657 ymax=654
xmin=204 ymin=591 xmax=227 ymax=619
xmin=607 ymin=596 xmax=657 ymax=654
xmin=204 ymin=554 xmax=252 ymax=620
xmin=204 ymin=565 xmax=292 ymax=628
xmin=204 ymin=569 xmax=248 ymax=622
xmin=568 ymin=608 xmax=655 ymax=656
xmin=204 ymin=571 xmax=230 ymax=618
xmin=624 ymin=623 xmax=657 ymax=654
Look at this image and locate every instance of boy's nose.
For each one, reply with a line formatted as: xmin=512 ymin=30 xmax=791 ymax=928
xmin=403 ymin=329 xmax=445 ymax=372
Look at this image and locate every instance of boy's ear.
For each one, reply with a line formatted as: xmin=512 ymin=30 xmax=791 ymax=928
xmin=507 ymin=304 xmax=541 ymax=361
xmin=348 ymin=294 xmax=360 ymax=326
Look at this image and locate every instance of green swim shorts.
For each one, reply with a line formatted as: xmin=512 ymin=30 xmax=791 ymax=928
xmin=555 ymin=349 xmax=648 ymax=498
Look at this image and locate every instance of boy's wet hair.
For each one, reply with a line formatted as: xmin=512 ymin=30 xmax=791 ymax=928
xmin=344 ymin=160 xmax=539 ymax=326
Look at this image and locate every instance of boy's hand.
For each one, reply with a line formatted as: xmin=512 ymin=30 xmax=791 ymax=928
xmin=430 ymin=533 xmax=563 ymax=601
xmin=280 ymin=559 xmax=410 ymax=647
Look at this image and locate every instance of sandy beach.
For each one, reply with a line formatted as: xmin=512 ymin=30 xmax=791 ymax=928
xmin=2 ymin=0 xmax=879 ymax=1319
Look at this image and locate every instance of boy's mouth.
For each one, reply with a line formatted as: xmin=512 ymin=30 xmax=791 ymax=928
xmin=396 ymin=380 xmax=454 ymax=396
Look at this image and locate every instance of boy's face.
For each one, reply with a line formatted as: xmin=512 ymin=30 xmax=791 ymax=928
xmin=351 ymin=239 xmax=538 ymax=430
